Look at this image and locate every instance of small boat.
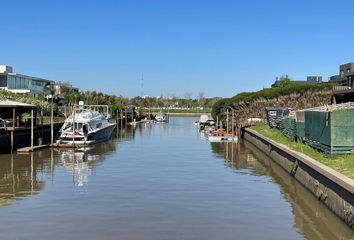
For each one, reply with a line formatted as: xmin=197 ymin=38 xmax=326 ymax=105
xmin=155 ymin=112 xmax=169 ymax=122
xmin=205 ymin=128 xmax=237 ymax=142
xmin=208 ymin=135 xmax=237 ymax=142
xmin=198 ymin=115 xmax=215 ymax=130
xmin=56 ymin=103 xmax=116 ymax=145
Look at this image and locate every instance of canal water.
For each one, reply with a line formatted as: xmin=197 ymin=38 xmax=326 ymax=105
xmin=0 ymin=116 xmax=352 ymax=240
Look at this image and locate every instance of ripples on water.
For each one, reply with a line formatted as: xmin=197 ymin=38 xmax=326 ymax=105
xmin=0 ymin=116 xmax=352 ymax=240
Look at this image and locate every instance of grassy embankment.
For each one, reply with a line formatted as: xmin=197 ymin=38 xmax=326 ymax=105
xmin=250 ymin=122 xmax=354 ymax=180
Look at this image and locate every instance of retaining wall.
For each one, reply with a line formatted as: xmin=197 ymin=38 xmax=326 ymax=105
xmin=243 ymin=128 xmax=354 ymax=229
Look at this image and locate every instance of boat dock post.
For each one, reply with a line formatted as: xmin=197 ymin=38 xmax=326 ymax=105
xmin=120 ymin=110 xmax=123 ymax=129
xmin=125 ymin=109 xmax=128 ymax=126
xmin=31 ymin=110 xmax=34 ymax=151
xmin=226 ymin=109 xmax=229 ymax=135
xmin=232 ymin=110 xmax=234 ymax=139
xmin=116 ymin=110 xmax=119 ymax=127
xmin=51 ymin=102 xmax=54 ymax=146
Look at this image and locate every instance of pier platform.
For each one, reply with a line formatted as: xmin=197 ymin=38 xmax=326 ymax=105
xmin=17 ymin=144 xmax=50 ymax=153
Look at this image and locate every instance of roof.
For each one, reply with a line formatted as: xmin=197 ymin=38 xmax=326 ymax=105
xmin=0 ymin=100 xmax=36 ymax=108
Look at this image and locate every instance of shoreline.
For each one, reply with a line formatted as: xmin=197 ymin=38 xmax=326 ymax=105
xmin=243 ymin=128 xmax=354 ymax=229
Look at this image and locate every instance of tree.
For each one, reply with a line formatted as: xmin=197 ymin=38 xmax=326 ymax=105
xmin=277 ymin=75 xmax=292 ymax=88
xmin=184 ymin=92 xmax=193 ymax=108
xmin=184 ymin=92 xmax=192 ymax=100
xmin=197 ymin=91 xmax=205 ymax=107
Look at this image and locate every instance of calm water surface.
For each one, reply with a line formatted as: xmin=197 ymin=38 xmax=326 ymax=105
xmin=0 ymin=116 xmax=353 ymax=240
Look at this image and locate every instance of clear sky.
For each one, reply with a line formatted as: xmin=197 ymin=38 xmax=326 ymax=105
xmin=1 ymin=0 xmax=353 ymax=98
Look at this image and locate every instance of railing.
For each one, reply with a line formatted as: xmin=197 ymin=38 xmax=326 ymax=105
xmin=333 ymin=86 xmax=350 ymax=91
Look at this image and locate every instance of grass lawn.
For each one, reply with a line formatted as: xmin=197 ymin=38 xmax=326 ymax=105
xmin=250 ymin=122 xmax=354 ymax=180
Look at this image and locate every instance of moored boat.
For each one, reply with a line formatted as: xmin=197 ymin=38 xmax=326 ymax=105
xmin=208 ymin=135 xmax=237 ymax=142
xmin=155 ymin=112 xmax=169 ymax=122
xmin=56 ymin=103 xmax=116 ymax=145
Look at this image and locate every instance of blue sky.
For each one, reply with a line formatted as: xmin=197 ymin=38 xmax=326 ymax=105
xmin=1 ymin=0 xmax=353 ymax=98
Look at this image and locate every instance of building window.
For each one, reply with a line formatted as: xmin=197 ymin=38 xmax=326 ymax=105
xmin=341 ymin=70 xmax=344 ymax=77
xmin=347 ymin=68 xmax=351 ymax=73
xmin=349 ymin=76 xmax=353 ymax=88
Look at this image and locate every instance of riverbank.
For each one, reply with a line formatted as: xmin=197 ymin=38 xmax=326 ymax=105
xmin=243 ymin=127 xmax=354 ymax=229
xmin=250 ymin=122 xmax=354 ymax=179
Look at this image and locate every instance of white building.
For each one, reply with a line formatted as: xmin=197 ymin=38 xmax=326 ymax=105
xmin=0 ymin=65 xmax=54 ymax=95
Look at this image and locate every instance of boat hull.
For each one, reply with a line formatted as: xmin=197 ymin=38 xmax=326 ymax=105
xmin=58 ymin=123 xmax=116 ymax=145
xmin=208 ymin=135 xmax=238 ymax=142
xmin=155 ymin=116 xmax=169 ymax=122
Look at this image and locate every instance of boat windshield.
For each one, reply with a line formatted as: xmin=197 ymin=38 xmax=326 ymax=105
xmin=73 ymin=122 xmax=84 ymax=131
xmin=63 ymin=122 xmax=84 ymax=131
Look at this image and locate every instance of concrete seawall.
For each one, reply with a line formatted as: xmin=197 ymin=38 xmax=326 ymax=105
xmin=243 ymin=128 xmax=354 ymax=229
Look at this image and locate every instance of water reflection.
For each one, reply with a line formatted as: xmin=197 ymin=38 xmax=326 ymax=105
xmin=210 ymin=140 xmax=354 ymax=239
xmin=0 ymin=153 xmax=45 ymax=206
xmin=57 ymin=140 xmax=116 ymax=187
xmin=0 ymin=126 xmax=136 ymax=206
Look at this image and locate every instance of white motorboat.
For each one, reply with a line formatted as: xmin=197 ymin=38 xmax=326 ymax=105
xmin=57 ymin=103 xmax=116 ymax=145
xmin=155 ymin=112 xmax=169 ymax=122
xmin=198 ymin=115 xmax=215 ymax=130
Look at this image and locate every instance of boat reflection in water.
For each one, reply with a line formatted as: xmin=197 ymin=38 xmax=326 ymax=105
xmin=0 ymin=153 xmax=45 ymax=207
xmin=0 ymin=124 xmax=137 ymax=207
xmin=57 ymin=140 xmax=116 ymax=187
xmin=209 ymin=140 xmax=354 ymax=240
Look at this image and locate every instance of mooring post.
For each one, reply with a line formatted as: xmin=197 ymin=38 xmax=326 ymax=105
xmin=232 ymin=110 xmax=234 ymax=139
xmin=116 ymin=109 xmax=118 ymax=127
xmin=72 ymin=106 xmax=75 ymax=147
xmin=116 ymin=109 xmax=119 ymax=135
xmin=31 ymin=110 xmax=34 ymax=151
xmin=125 ymin=108 xmax=128 ymax=126
xmin=226 ymin=109 xmax=229 ymax=135
xmin=120 ymin=110 xmax=123 ymax=129
xmin=41 ymin=108 xmax=44 ymax=141
xmin=51 ymin=102 xmax=54 ymax=146
xmin=11 ymin=107 xmax=15 ymax=152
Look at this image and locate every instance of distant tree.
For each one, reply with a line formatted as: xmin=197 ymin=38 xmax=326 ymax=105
xmin=197 ymin=91 xmax=205 ymax=107
xmin=184 ymin=92 xmax=193 ymax=100
xmin=184 ymin=92 xmax=193 ymax=108
xmin=277 ymin=75 xmax=292 ymax=88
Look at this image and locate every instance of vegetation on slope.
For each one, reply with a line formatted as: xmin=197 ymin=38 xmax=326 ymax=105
xmin=211 ymin=77 xmax=337 ymax=121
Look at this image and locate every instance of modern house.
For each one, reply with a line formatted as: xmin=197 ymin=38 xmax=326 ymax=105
xmin=271 ymin=76 xmax=323 ymax=87
xmin=329 ymin=62 xmax=354 ymax=85
xmin=0 ymin=65 xmax=54 ymax=95
xmin=331 ymin=62 xmax=354 ymax=103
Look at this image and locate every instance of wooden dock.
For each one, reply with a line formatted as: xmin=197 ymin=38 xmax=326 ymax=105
xmin=17 ymin=144 xmax=50 ymax=153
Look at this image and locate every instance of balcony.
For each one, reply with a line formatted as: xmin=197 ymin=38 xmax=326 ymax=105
xmin=332 ymin=85 xmax=352 ymax=94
